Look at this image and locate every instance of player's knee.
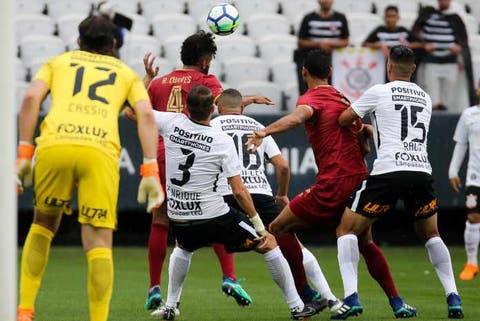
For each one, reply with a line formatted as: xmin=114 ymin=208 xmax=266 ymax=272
xmin=255 ymin=233 xmax=277 ymax=253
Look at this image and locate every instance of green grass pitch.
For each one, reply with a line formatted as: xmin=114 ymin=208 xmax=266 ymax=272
xmin=26 ymin=246 xmax=479 ymax=321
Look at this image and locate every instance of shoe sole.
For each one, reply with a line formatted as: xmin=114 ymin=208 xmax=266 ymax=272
xmin=448 ymin=307 xmax=464 ymax=319
xmin=331 ymin=306 xmax=363 ymax=320
xmin=394 ymin=311 xmax=417 ymax=318
xmin=222 ymin=284 xmax=252 ymax=306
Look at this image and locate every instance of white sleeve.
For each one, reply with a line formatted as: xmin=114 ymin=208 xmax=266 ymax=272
xmin=153 ymin=111 xmax=180 ymax=136
xmin=264 ymin=136 xmax=281 ymax=159
xmin=448 ymin=143 xmax=467 ymax=178
xmin=453 ymin=111 xmax=468 ymax=144
xmin=221 ymin=136 xmax=242 ymax=178
xmin=351 ymin=85 xmax=380 ymax=118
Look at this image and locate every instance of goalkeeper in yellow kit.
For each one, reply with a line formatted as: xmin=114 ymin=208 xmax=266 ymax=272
xmin=16 ymin=15 xmax=163 ymax=321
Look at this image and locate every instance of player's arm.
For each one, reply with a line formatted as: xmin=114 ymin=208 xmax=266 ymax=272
xmin=142 ymin=52 xmax=159 ymax=89
xmin=448 ymin=143 xmax=467 ymax=193
xmin=338 ymin=107 xmax=360 ymax=127
xmin=269 ymin=154 xmax=290 ymax=209
xmin=241 ymin=95 xmax=274 ymax=107
xmin=18 ymin=80 xmax=49 ymax=143
xmin=246 ymin=105 xmax=313 ymax=151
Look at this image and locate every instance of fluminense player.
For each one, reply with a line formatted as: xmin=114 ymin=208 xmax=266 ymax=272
xmin=136 ymin=31 xmax=273 ymax=313
xmin=334 ymin=45 xmax=463 ymax=319
xmin=153 ymin=85 xmax=327 ymax=320
xmin=448 ymin=82 xmax=480 ymax=281
xmin=211 ymin=88 xmax=333 ymax=306
xmin=247 ymin=49 xmax=416 ymax=319
xmin=16 ymin=15 xmax=162 ymax=321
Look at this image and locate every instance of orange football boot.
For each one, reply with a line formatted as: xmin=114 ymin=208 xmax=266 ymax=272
xmin=459 ymin=263 xmax=478 ymax=280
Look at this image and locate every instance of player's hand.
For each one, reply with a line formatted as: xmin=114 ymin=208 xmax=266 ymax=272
xmin=275 ymin=195 xmax=289 ymax=209
xmin=449 ymin=44 xmax=462 ymax=56
xmin=16 ymin=142 xmax=35 ymax=194
xmin=137 ymin=161 xmax=165 ymax=213
xmin=123 ymin=106 xmax=137 ymax=122
xmin=424 ymin=43 xmax=436 ymax=52
xmin=143 ymin=52 xmax=159 ymax=79
xmin=252 ymin=95 xmax=274 ymax=105
xmin=254 ymin=233 xmax=270 ymax=250
xmin=246 ymin=129 xmax=267 ymax=152
xmin=449 ymin=176 xmax=462 ymax=193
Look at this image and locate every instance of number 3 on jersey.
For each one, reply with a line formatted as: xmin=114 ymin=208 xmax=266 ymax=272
xmin=167 ymin=85 xmax=184 ymax=113
xmin=171 ymin=148 xmax=196 ymax=186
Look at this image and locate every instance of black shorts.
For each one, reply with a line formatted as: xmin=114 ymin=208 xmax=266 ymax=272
xmin=170 ymin=207 xmax=260 ymax=252
xmin=465 ymin=186 xmax=480 ymax=214
xmin=223 ymin=194 xmax=280 ymax=226
xmin=349 ymin=171 xmax=438 ymax=220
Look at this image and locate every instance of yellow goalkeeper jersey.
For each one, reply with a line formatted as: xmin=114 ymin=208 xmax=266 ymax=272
xmin=34 ymin=50 xmax=149 ymax=159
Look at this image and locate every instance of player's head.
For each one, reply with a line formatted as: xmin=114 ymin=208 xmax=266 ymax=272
xmin=384 ymin=5 xmax=399 ymax=30
xmin=302 ymin=49 xmax=332 ymax=83
xmin=181 ymin=30 xmax=217 ymax=74
xmin=318 ymin=0 xmax=334 ymax=12
xmin=437 ymin=0 xmax=451 ymax=10
xmin=387 ymin=45 xmax=416 ymax=81
xmin=217 ymin=88 xmax=243 ymax=114
xmin=78 ymin=15 xmax=116 ymax=56
xmin=187 ymin=85 xmax=215 ymax=121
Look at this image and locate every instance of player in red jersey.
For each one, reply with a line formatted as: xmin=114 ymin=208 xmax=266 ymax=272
xmin=138 ymin=31 xmax=274 ymax=315
xmin=247 ymin=49 xmax=417 ymax=319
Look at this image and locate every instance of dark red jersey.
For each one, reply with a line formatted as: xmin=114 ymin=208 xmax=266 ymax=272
xmin=297 ymin=85 xmax=368 ymax=180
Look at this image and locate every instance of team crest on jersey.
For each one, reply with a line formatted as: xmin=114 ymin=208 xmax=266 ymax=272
xmin=466 ymin=193 xmax=477 ymax=209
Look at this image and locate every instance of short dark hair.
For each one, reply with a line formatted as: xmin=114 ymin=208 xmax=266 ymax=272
xmin=78 ymin=15 xmax=116 ymax=56
xmin=218 ymin=88 xmax=243 ymax=108
xmin=187 ymin=85 xmax=214 ymax=121
xmin=303 ymin=49 xmax=331 ymax=79
xmin=389 ymin=45 xmax=415 ymax=77
xmin=385 ymin=5 xmax=399 ymax=14
xmin=181 ymin=30 xmax=217 ymax=66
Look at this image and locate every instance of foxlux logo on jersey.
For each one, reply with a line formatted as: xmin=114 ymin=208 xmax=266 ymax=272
xmin=169 ymin=127 xmax=213 ymax=152
xmin=390 ymin=86 xmax=431 ymax=171
xmin=167 ymin=185 xmax=203 ymax=216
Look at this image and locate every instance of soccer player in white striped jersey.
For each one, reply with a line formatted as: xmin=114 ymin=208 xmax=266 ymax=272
xmin=152 ymin=85 xmax=326 ymax=320
xmin=211 ymin=88 xmax=340 ymax=308
xmin=448 ymin=82 xmax=480 ymax=281
xmin=334 ymin=45 xmax=463 ymax=319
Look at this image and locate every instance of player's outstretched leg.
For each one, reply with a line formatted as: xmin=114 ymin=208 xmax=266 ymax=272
xmin=330 ymin=293 xmax=363 ymax=320
xmin=389 ymin=297 xmax=417 ymax=318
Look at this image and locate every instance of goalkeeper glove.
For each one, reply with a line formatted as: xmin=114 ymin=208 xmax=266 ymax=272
xmin=137 ymin=160 xmax=164 ymax=213
xmin=16 ymin=141 xmax=35 ymax=194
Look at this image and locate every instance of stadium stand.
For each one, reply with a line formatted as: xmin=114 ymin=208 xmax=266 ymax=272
xmin=258 ymin=34 xmax=297 ymax=62
xmin=16 ymin=58 xmax=27 ymax=82
xmin=214 ymin=35 xmax=257 ymax=63
xmin=19 ymin=35 xmax=65 ymax=67
xmin=223 ymin=56 xmax=270 ymax=87
xmin=120 ymin=34 xmax=160 ymax=64
xmin=141 ymin=0 xmax=186 ymax=20
xmin=115 ymin=0 xmax=139 ymax=15
xmin=347 ymin=13 xmax=383 ymax=46
xmin=57 ymin=14 xmax=86 ymax=43
xmin=46 ymin=0 xmax=92 ymax=20
xmin=151 ymin=14 xmax=197 ymax=42
xmin=16 ymin=0 xmax=46 ymax=15
xmin=235 ymin=0 xmax=280 ymax=17
xmin=269 ymin=59 xmax=298 ymax=89
xmin=127 ymin=14 xmax=150 ymax=35
xmin=245 ymin=14 xmax=292 ymax=41
xmin=238 ymin=80 xmax=283 ymax=114
xmin=15 ymin=14 xmax=55 ymax=42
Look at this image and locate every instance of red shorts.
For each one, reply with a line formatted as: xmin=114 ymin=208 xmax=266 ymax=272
xmin=289 ymin=173 xmax=366 ymax=228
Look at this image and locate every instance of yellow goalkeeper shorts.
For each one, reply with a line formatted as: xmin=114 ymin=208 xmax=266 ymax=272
xmin=34 ymin=145 xmax=119 ymax=229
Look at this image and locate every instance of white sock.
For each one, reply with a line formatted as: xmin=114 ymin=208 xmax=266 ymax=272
xmin=464 ymin=221 xmax=480 ymax=266
xmin=425 ymin=236 xmax=458 ymax=295
xmin=264 ymin=246 xmax=304 ymax=310
xmin=337 ymin=234 xmax=359 ymax=297
xmin=302 ymin=247 xmax=337 ymax=301
xmin=165 ymin=247 xmax=193 ymax=307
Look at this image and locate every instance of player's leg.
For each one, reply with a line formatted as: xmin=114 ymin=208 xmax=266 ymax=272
xmin=18 ymin=146 xmax=75 ymax=321
xmin=415 ymin=214 xmax=463 ymax=319
xmin=18 ymin=211 xmax=62 ymax=321
xmin=358 ymin=228 xmax=416 ymax=318
xmin=269 ymin=204 xmax=311 ymax=235
xmin=146 ymin=156 xmax=169 ymax=311
xmin=460 ymin=188 xmax=480 ymax=280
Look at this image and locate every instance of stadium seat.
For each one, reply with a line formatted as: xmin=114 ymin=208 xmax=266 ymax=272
xmin=235 ymin=0 xmax=279 ymax=18
xmin=258 ymin=34 xmax=296 ymax=62
xmin=280 ymin=0 xmax=317 ymax=24
xmin=127 ymin=57 xmax=175 ymax=77
xmin=223 ymin=57 xmax=270 ymax=87
xmin=335 ymin=0 xmax=375 ymax=14
xmin=115 ymin=0 xmax=140 ymax=15
xmin=27 ymin=58 xmax=46 ymax=80
xmin=46 ymin=0 xmax=93 ymax=20
xmin=187 ymin=0 xmax=219 ymax=21
xmin=57 ymin=14 xmax=86 ymax=43
xmin=151 ymin=14 xmax=197 ymax=42
xmin=16 ymin=0 xmax=46 ymax=15
xmin=472 ymin=54 xmax=480 ymax=85
xmin=15 ymin=14 xmax=56 ymax=43
xmin=469 ymin=34 xmax=480 ymax=56
xmin=66 ymin=36 xmax=79 ymax=51
xmin=346 ymin=13 xmax=383 ymax=46
xmin=127 ymin=14 xmax=151 ymax=35
xmin=245 ymin=14 xmax=292 ymax=41
xmin=141 ymin=0 xmax=186 ymax=20
xmin=269 ymin=59 xmax=298 ymax=88
xmin=162 ymin=35 xmax=186 ymax=61
xmin=120 ymin=34 xmax=160 ymax=63
xmin=214 ymin=35 xmax=257 ymax=63
xmin=15 ymin=81 xmax=29 ymax=113
xmin=20 ymin=35 xmax=65 ymax=67
xmin=237 ymin=80 xmax=283 ymax=115
xmin=462 ymin=14 xmax=479 ymax=36
xmin=398 ymin=12 xmax=417 ymax=29
xmin=16 ymin=59 xmax=27 ymax=82
xmin=375 ymin=0 xmax=421 ymax=15
xmin=282 ymin=81 xmax=300 ymax=112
